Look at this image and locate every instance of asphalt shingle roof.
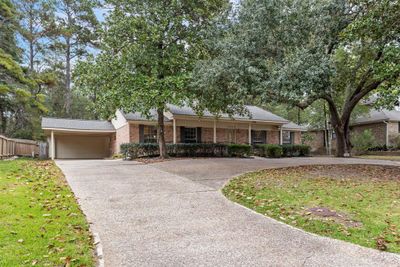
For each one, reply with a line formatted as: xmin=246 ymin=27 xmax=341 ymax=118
xmin=41 ymin=117 xmax=115 ymax=131
xmin=122 ymin=109 xmax=171 ymax=122
xmin=354 ymin=109 xmax=400 ymax=124
xmin=282 ymin=122 xmax=307 ymax=131
xmin=165 ymin=104 xmax=288 ymax=123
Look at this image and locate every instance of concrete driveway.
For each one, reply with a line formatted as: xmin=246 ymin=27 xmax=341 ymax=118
xmin=56 ymin=157 xmax=400 ymax=267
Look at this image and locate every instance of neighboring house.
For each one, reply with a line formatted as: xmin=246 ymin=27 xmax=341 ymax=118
xmin=307 ymin=109 xmax=400 ymax=153
xmin=41 ymin=105 xmax=304 ymax=159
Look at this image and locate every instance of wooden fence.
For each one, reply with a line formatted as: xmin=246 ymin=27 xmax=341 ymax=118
xmin=0 ymin=135 xmax=39 ymax=158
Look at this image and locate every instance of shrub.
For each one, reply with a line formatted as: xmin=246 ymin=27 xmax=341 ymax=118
xmin=281 ymin=144 xmax=311 ymax=157
xmin=351 ymin=129 xmax=376 ymax=154
xmin=297 ymin=145 xmax=311 ymax=156
xmin=253 ymin=144 xmax=266 ymax=157
xmin=168 ymin=143 xmax=227 ymax=157
xmin=120 ymin=143 xmax=228 ymax=159
xmin=227 ymin=144 xmax=251 ymax=157
xmin=120 ymin=143 xmax=159 ymax=159
xmin=264 ymin=144 xmax=283 ymax=158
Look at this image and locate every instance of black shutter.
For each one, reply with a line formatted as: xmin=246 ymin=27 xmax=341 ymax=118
xmin=262 ymin=130 xmax=267 ymax=144
xmin=290 ymin=132 xmax=295 ymax=144
xmin=180 ymin=127 xmax=185 ymax=143
xmin=139 ymin=125 xmax=144 ymax=143
xmin=251 ymin=130 xmax=255 ymax=145
xmin=197 ymin=127 xmax=202 ymax=143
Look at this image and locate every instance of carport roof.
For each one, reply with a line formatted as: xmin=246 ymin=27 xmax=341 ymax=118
xmin=42 ymin=117 xmax=115 ymax=131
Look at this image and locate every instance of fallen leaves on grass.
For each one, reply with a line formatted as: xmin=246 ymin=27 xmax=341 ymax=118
xmin=223 ymin=164 xmax=400 ymax=253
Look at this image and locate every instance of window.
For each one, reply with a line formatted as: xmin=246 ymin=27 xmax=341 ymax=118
xmin=282 ymin=131 xmax=294 ymax=144
xmin=252 ymin=130 xmax=266 ymax=144
xmin=143 ymin=125 xmax=157 ymax=143
xmin=183 ymin=127 xmax=197 ymax=143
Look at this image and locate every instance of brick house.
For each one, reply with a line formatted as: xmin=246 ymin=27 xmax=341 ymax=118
xmin=307 ymin=109 xmax=400 ymax=153
xmin=42 ymin=104 xmax=304 ymax=159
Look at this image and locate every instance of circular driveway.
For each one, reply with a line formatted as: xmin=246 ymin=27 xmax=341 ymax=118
xmin=56 ymin=157 xmax=400 ymax=266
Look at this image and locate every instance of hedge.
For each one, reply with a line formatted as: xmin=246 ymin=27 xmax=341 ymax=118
xmin=120 ymin=143 xmax=251 ymax=159
xmin=120 ymin=143 xmax=310 ymax=159
xmin=281 ymin=144 xmax=311 ymax=157
xmin=227 ymin=144 xmax=252 ymax=157
xmin=254 ymin=144 xmax=283 ymax=158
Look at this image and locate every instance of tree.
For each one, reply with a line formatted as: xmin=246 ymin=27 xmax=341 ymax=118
xmin=15 ymin=0 xmax=55 ymax=73
xmin=75 ymin=0 xmax=229 ymax=158
xmin=0 ymin=0 xmax=47 ymax=137
xmin=193 ymin=0 xmax=400 ymax=157
xmin=52 ymin=0 xmax=99 ymax=115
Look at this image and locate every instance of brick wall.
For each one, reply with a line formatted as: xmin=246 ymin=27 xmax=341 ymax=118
xmin=351 ymin=122 xmax=387 ymax=145
xmin=202 ymin=127 xmax=214 ymax=142
xmin=293 ymin=132 xmax=302 ymax=144
xmin=129 ymin=124 xmax=140 ymax=143
xmin=236 ymin=129 xmax=249 ymax=144
xmin=267 ymin=131 xmax=280 ymax=144
xmin=164 ymin=125 xmax=180 ymax=143
xmin=387 ymin=122 xmax=400 ymax=145
xmin=114 ymin=124 xmax=130 ymax=153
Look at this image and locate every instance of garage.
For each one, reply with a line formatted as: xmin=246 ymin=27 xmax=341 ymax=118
xmin=55 ymin=135 xmax=111 ymax=159
xmin=41 ymin=117 xmax=116 ymax=159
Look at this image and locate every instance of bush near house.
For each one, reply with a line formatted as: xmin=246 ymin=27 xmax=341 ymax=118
xmin=351 ymin=129 xmax=377 ymax=154
xmin=121 ymin=143 xmax=310 ymax=159
xmin=121 ymin=143 xmax=234 ymax=159
xmin=227 ymin=144 xmax=252 ymax=157
xmin=254 ymin=144 xmax=283 ymax=158
xmin=282 ymin=144 xmax=311 ymax=157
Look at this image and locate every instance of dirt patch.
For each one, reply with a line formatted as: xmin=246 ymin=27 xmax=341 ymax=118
xmin=306 ymin=207 xmax=363 ymax=228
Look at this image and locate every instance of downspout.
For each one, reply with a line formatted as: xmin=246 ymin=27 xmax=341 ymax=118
xmin=383 ymin=121 xmax=389 ymax=147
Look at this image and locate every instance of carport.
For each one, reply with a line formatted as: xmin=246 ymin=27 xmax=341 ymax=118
xmin=42 ymin=118 xmax=115 ymax=159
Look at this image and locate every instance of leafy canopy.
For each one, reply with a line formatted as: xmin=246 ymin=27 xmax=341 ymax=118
xmin=75 ymin=0 xmax=230 ymax=118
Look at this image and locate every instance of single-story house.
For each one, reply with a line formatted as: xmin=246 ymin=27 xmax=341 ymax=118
xmin=41 ymin=105 xmax=305 ymax=159
xmin=307 ymin=109 xmax=400 ymax=153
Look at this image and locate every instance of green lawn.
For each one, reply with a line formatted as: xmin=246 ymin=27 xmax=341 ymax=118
xmin=357 ymin=155 xmax=400 ymax=161
xmin=223 ymin=164 xmax=400 ymax=253
xmin=0 ymin=159 xmax=94 ymax=266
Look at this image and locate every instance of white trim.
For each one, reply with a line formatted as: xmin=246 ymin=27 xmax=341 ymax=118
xmin=51 ymin=131 xmax=55 ymax=160
xmin=173 ymin=119 xmax=177 ymax=144
xmin=43 ymin=128 xmax=115 ymax=133
xmin=279 ymin=127 xmax=283 ymax=145
xmin=213 ymin=120 xmax=217 ymax=143
xmin=248 ymin=123 xmax=252 ymax=144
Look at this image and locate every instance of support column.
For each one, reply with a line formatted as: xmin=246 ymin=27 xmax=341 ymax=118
xmin=279 ymin=127 xmax=283 ymax=145
xmin=51 ymin=131 xmax=55 ymax=160
xmin=213 ymin=120 xmax=217 ymax=143
xmin=248 ymin=123 xmax=252 ymax=145
xmin=173 ymin=119 xmax=177 ymax=144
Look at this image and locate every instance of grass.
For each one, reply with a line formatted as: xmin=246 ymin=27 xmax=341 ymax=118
xmin=0 ymin=159 xmax=94 ymax=266
xmin=356 ymin=155 xmax=400 ymax=161
xmin=223 ymin=164 xmax=400 ymax=253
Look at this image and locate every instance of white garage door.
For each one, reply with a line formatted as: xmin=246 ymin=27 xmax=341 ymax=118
xmin=56 ymin=135 xmax=110 ymax=159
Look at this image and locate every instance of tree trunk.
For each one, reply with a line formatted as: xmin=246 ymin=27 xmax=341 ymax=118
xmin=332 ymin=117 xmax=352 ymax=157
xmin=65 ymin=36 xmax=71 ymax=115
xmin=0 ymin=107 xmax=6 ymax=134
xmin=157 ymin=107 xmax=168 ymax=158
